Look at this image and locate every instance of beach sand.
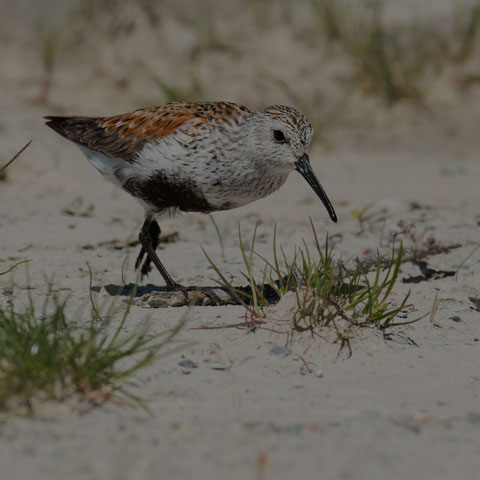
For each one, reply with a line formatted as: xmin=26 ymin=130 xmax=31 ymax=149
xmin=1 ymin=1 xmax=480 ymax=478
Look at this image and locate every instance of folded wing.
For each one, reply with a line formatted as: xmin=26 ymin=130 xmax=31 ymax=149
xmin=45 ymin=102 xmax=252 ymax=163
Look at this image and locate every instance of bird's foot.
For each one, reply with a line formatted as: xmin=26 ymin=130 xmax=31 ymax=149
xmin=134 ymin=248 xmax=154 ymax=279
xmin=166 ymin=282 xmax=190 ymax=302
xmin=165 ymin=284 xmax=221 ymax=305
xmin=186 ymin=286 xmax=222 ymax=306
xmin=140 ymin=259 xmax=152 ymax=277
xmin=135 ymin=248 xmax=152 ymax=280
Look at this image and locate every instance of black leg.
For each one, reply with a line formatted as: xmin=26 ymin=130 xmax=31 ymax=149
xmin=137 ymin=216 xmax=181 ymax=291
xmin=134 ymin=217 xmax=218 ymax=304
xmin=134 ymin=219 xmax=160 ymax=276
xmin=134 ymin=246 xmax=146 ymax=272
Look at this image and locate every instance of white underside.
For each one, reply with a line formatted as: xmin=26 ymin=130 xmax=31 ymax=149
xmin=78 ymin=136 xmax=291 ymax=214
xmin=79 ymin=146 xmax=125 ymax=187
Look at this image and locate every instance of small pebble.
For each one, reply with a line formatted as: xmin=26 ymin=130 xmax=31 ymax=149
xmin=389 ymin=223 xmax=403 ymax=234
xmin=315 ymin=369 xmax=324 ymax=378
xmin=209 ymin=363 xmax=230 ymax=370
xmin=449 ymin=316 xmax=462 ymax=323
xmin=178 ymin=359 xmax=198 ymax=369
xmin=270 ymin=346 xmax=292 ymax=357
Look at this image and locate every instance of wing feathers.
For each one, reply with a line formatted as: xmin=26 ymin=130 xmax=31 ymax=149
xmin=45 ymin=102 xmax=252 ymax=163
xmin=45 ymin=115 xmax=149 ymax=162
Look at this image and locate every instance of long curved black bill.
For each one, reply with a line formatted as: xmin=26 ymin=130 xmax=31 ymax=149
xmin=295 ymin=154 xmax=337 ymax=223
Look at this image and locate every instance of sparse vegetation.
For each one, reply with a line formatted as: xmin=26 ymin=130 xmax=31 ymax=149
xmin=313 ymin=0 xmax=437 ymax=103
xmin=0 ymin=260 xmax=31 ymax=276
xmin=30 ymin=0 xmax=480 ymax=113
xmin=350 ymin=204 xmax=373 ymax=235
xmin=448 ymin=1 xmax=480 ymax=63
xmin=204 ymin=222 xmax=411 ymax=337
xmin=311 ymin=0 xmax=480 ymax=103
xmin=311 ymin=0 xmax=346 ymax=42
xmin=2 ymin=1 xmax=480 ymax=477
xmin=345 ymin=17 xmax=431 ymax=102
xmin=0 ymin=141 xmax=32 ymax=181
xmin=0 ymin=288 xmax=184 ymax=412
xmin=292 ymin=232 xmax=410 ymax=333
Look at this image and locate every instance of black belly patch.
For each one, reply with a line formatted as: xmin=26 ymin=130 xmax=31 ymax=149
xmin=121 ymin=171 xmax=214 ymax=213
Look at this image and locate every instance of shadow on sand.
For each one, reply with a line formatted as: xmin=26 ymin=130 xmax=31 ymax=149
xmin=91 ymin=280 xmax=288 ymax=307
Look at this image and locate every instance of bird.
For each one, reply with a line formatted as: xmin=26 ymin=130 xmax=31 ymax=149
xmin=45 ymin=101 xmax=337 ymax=292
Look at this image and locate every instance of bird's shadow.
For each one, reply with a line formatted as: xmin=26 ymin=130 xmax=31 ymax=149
xmin=91 ymin=280 xmax=289 ymax=305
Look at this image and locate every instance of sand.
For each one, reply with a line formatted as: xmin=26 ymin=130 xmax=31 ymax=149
xmin=1 ymin=1 xmax=480 ymax=479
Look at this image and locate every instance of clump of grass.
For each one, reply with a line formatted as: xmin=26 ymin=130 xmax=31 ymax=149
xmin=311 ymin=0 xmax=346 ymax=42
xmin=312 ymin=0 xmax=436 ymax=104
xmin=0 ymin=289 xmax=183 ymax=412
xmin=204 ymin=221 xmax=410 ymax=335
xmin=342 ymin=2 xmax=434 ymax=103
xmin=293 ymin=230 xmax=409 ymax=333
xmin=449 ymin=2 xmax=480 ymax=64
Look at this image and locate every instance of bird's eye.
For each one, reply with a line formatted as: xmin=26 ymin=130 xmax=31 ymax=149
xmin=273 ymin=130 xmax=286 ymax=143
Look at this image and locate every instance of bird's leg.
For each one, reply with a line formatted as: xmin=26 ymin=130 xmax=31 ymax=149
xmin=135 ymin=217 xmax=219 ymax=305
xmin=137 ymin=216 xmax=182 ymax=292
xmin=134 ymin=246 xmax=146 ymax=273
xmin=134 ymin=219 xmax=160 ymax=277
xmin=141 ymin=220 xmax=159 ymax=276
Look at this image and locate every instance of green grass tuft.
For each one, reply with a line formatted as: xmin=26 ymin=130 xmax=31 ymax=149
xmin=204 ymin=221 xmax=410 ymax=336
xmin=293 ymin=232 xmax=410 ymax=332
xmin=349 ymin=204 xmax=373 ymax=235
xmin=0 ymin=290 xmax=184 ymax=412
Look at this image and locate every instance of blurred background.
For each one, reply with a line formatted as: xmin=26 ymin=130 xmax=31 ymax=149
xmin=2 ymin=0 xmax=480 ymax=155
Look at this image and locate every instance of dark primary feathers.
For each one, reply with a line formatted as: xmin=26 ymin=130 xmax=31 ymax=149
xmin=44 ymin=115 xmax=149 ymax=162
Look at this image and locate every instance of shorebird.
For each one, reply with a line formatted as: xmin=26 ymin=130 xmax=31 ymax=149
xmin=45 ymin=102 xmax=337 ymax=291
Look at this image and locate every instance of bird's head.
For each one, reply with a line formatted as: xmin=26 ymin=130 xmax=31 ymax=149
xmin=247 ymin=105 xmax=337 ymax=223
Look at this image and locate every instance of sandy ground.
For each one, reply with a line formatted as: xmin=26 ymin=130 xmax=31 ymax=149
xmin=1 ymin=1 xmax=480 ymax=479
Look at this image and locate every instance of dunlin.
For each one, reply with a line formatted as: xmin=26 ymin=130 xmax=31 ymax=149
xmin=45 ymin=102 xmax=337 ymax=291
